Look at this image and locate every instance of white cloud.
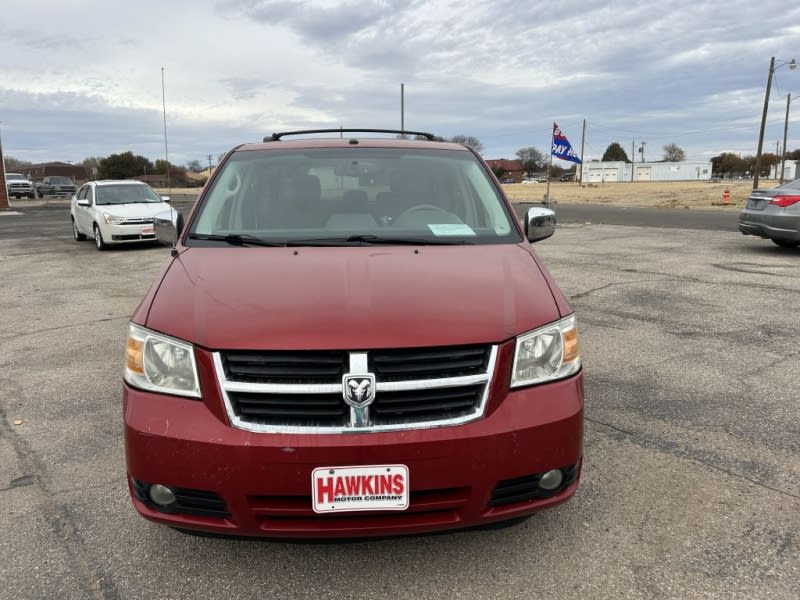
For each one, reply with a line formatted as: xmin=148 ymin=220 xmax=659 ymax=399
xmin=1 ymin=0 xmax=799 ymax=165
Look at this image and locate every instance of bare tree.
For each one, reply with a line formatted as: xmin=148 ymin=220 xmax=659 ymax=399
xmin=186 ymin=159 xmax=203 ymax=173
xmin=3 ymin=155 xmax=33 ymax=170
xmin=663 ymin=143 xmax=686 ymax=162
xmin=449 ymin=135 xmax=484 ymax=154
xmin=515 ymin=147 xmax=545 ymax=174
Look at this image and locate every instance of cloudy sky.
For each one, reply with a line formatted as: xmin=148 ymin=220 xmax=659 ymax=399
xmin=2 ymin=0 xmax=799 ymax=167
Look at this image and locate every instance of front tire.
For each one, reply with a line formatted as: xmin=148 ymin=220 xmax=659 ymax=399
xmin=72 ymin=218 xmax=86 ymax=241
xmin=772 ymin=239 xmax=800 ymax=249
xmin=94 ymin=224 xmax=108 ymax=251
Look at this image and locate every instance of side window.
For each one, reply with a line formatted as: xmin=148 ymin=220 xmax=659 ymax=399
xmin=77 ymin=186 xmax=88 ymax=200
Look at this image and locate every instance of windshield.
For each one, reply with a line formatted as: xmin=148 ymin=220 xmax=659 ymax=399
xmin=190 ymin=147 xmax=520 ymax=245
xmin=49 ymin=177 xmax=73 ymax=185
xmin=95 ymin=184 xmax=162 ymax=205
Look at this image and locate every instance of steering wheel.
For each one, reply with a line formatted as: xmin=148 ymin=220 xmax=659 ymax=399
xmin=397 ymin=204 xmax=450 ymax=217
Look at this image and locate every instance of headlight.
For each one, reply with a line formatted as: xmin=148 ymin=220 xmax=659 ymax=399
xmin=103 ymin=212 xmax=125 ymax=225
xmin=124 ymin=323 xmax=200 ymax=398
xmin=511 ymin=314 xmax=581 ymax=388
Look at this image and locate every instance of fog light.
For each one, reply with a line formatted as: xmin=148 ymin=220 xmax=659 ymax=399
xmin=538 ymin=469 xmax=563 ymax=491
xmin=149 ymin=484 xmax=176 ymax=506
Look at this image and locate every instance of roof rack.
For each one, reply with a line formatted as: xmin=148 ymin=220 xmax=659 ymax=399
xmin=265 ymin=128 xmax=438 ymax=142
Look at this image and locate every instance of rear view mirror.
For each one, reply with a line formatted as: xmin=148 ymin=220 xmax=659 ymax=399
xmin=525 ymin=207 xmax=556 ymax=243
xmin=154 ymin=207 xmax=185 ymax=247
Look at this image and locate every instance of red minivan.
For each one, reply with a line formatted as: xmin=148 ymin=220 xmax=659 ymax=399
xmin=123 ymin=129 xmax=583 ymax=538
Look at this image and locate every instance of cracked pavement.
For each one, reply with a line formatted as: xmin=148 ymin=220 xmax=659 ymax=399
xmin=0 ymin=207 xmax=798 ymax=599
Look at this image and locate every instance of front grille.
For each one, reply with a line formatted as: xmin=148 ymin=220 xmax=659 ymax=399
xmin=229 ymin=391 xmax=349 ymax=427
xmin=121 ymin=217 xmax=155 ymax=225
xmin=223 ymin=350 xmax=349 ymax=384
xmin=112 ymin=233 xmax=156 ymax=241
xmin=370 ymin=346 xmax=489 ymax=381
xmin=215 ymin=345 xmax=497 ymax=433
xmin=372 ymin=384 xmax=483 ymax=422
xmin=131 ymin=478 xmax=230 ymax=518
xmin=489 ymin=464 xmax=579 ymax=507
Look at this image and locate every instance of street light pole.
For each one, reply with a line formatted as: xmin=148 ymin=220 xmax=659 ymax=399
xmin=754 ymin=57 xmax=776 ymax=190
xmin=754 ymin=57 xmax=796 ymax=189
xmin=0 ymin=122 xmax=9 ymax=210
xmin=161 ymin=67 xmax=170 ymax=194
xmin=400 ymin=83 xmax=405 ymax=133
xmin=780 ymin=93 xmax=793 ymax=184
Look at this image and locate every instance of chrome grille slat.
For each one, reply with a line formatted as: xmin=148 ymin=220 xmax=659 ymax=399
xmin=214 ymin=345 xmax=497 ymax=434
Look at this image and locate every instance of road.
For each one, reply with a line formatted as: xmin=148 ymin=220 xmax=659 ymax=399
xmin=1 ymin=201 xmax=740 ymax=242
xmin=0 ymin=204 xmax=797 ymax=599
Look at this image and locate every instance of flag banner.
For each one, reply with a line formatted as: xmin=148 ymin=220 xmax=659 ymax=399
xmin=551 ymin=123 xmax=582 ymax=164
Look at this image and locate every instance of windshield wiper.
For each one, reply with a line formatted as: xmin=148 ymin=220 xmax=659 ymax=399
xmin=186 ymin=233 xmax=286 ymax=247
xmin=285 ymin=234 xmax=474 ymax=247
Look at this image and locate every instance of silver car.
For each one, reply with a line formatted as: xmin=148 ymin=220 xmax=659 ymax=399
xmin=739 ymin=178 xmax=800 ymax=248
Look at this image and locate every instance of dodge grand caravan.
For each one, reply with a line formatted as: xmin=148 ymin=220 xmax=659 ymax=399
xmin=124 ymin=128 xmax=584 ymax=538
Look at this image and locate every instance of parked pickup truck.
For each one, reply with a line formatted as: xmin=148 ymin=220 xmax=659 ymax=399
xmin=5 ymin=173 xmax=35 ymax=198
xmin=37 ymin=176 xmax=78 ymax=198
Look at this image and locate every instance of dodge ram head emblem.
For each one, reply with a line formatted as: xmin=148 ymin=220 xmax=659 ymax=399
xmin=342 ymin=374 xmax=376 ymax=408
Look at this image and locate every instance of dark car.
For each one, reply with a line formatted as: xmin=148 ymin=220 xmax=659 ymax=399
xmin=124 ymin=128 xmax=583 ymax=538
xmin=739 ymin=178 xmax=800 ymax=248
xmin=37 ymin=176 xmax=78 ymax=198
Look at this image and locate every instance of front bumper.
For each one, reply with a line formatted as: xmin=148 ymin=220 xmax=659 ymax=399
xmin=7 ymin=186 xmax=34 ymax=196
xmin=103 ymin=222 xmax=156 ymax=244
xmin=124 ymin=344 xmax=584 ymax=538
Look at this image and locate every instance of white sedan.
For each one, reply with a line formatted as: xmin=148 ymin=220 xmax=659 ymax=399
xmin=71 ymin=180 xmax=171 ymax=250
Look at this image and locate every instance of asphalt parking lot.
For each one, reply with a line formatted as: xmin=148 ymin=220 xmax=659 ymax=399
xmin=1 ymin=205 xmax=798 ymax=599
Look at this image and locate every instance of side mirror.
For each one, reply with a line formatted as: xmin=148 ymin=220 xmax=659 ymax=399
xmin=154 ymin=207 xmax=185 ymax=247
xmin=525 ymin=207 xmax=556 ymax=243
xmin=161 ymin=195 xmax=171 ymax=202
xmin=77 ymin=199 xmax=91 ymax=207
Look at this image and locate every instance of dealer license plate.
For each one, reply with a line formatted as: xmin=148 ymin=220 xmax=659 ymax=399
xmin=312 ymin=464 xmax=409 ymax=513
xmin=141 ymin=226 xmax=154 ymax=235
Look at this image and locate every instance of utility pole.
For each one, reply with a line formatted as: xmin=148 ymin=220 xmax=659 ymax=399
xmin=631 ymin=140 xmax=635 ymax=182
xmin=207 ymin=154 xmax=213 ymax=174
xmin=639 ymin=141 xmax=646 ymax=163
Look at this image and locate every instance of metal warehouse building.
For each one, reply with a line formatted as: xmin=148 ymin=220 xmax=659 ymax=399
xmin=580 ymin=161 xmax=713 ymax=183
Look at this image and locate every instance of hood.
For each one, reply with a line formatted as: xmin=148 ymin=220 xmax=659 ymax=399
xmin=144 ymin=244 xmax=560 ymax=350
xmin=96 ymin=202 xmax=169 ymax=217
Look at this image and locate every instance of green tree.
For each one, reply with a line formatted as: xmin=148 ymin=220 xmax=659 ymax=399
xmin=601 ymin=142 xmax=630 ymax=162
xmin=663 ymin=143 xmax=686 ymax=162
xmin=515 ymin=147 xmax=545 ymax=174
xmin=98 ymin=152 xmax=154 ymax=179
xmin=449 ymin=135 xmax=484 ymax=154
